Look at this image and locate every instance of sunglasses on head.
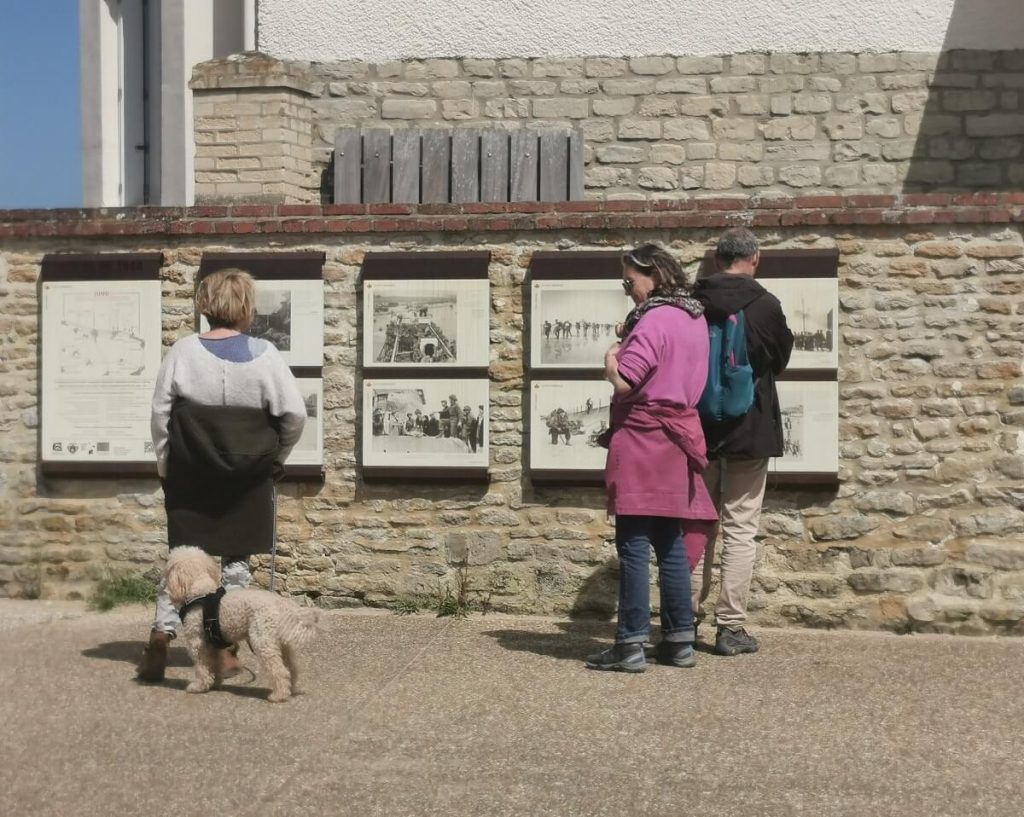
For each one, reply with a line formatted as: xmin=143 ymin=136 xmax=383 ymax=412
xmin=621 ymin=251 xmax=654 ymax=269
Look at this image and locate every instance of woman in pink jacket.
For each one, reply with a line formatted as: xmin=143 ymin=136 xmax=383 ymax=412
xmin=586 ymin=244 xmax=718 ymax=673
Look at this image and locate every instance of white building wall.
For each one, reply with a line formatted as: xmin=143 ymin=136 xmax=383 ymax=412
xmin=258 ymin=0 xmax=1024 ymax=62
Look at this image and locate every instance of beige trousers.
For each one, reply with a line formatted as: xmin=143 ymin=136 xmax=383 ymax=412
xmin=691 ymin=458 xmax=768 ymax=632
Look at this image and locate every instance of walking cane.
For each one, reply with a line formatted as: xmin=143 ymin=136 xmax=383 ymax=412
xmin=269 ymin=485 xmax=278 ymax=593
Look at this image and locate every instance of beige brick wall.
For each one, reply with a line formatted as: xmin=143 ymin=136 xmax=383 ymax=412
xmin=1 ymin=216 xmax=1023 ymax=635
xmin=192 ymin=50 xmax=1024 ymax=201
xmin=191 ymin=55 xmax=319 ymax=204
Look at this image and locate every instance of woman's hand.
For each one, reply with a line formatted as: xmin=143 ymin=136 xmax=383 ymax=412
xmin=604 ymin=342 xmax=621 ymax=376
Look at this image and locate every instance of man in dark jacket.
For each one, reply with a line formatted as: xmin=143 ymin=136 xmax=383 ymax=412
xmin=692 ymin=227 xmax=793 ymax=657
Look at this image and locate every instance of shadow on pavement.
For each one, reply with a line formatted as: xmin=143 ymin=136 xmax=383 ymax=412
xmin=82 ymin=640 xmax=192 ymax=667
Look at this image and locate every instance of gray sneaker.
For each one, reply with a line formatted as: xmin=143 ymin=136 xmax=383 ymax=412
xmin=585 ymin=643 xmax=647 ymax=673
xmin=655 ymin=641 xmax=696 ymax=668
xmin=715 ymin=627 xmax=759 ymax=656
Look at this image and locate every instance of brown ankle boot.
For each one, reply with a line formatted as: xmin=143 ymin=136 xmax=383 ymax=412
xmin=138 ymin=630 xmax=170 ymax=683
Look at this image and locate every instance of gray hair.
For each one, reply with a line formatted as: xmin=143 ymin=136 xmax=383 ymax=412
xmin=715 ymin=228 xmax=759 ymax=268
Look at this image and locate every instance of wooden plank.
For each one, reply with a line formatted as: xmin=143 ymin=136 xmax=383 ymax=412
xmin=40 ymin=253 xmax=163 ymax=281
xmin=539 ymin=130 xmax=569 ymax=201
xmin=362 ymin=129 xmax=392 ymax=203
xmin=480 ymin=130 xmax=510 ymax=202
xmin=421 ymin=130 xmax=451 ymax=203
xmin=392 ymin=129 xmax=421 ymax=204
xmin=568 ymin=129 xmax=585 ymax=201
xmin=333 ymin=129 xmax=361 ymax=204
xmin=451 ymin=129 xmax=480 ymax=202
xmin=510 ymin=130 xmax=539 ymax=201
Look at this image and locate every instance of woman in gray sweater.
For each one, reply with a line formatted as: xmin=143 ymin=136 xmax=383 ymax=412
xmin=138 ymin=268 xmax=306 ymax=683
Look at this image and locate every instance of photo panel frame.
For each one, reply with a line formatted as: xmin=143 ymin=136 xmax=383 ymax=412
xmin=758 ymin=277 xmax=839 ymax=371
xmin=361 ymin=251 xmax=491 ymax=380
xmin=700 ymin=247 xmax=839 ymax=376
xmin=529 ymin=279 xmax=632 ymax=370
xmin=527 ymin=250 xmax=630 ymax=372
xmin=362 ymin=278 xmax=489 ymax=368
xmin=362 ymin=378 xmax=489 ymax=478
xmin=197 ymin=252 xmax=325 ymax=368
xmin=39 ymin=254 xmax=164 ymax=476
xmin=771 ymin=380 xmax=840 ymax=482
xmin=285 ymin=375 xmax=324 ymax=473
xmin=529 ymin=378 xmax=613 ymax=482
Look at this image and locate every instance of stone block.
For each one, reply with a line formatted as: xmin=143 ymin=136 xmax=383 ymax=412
xmin=761 ymin=116 xmax=816 ymax=140
xmin=676 ymin=56 xmax=724 ymax=74
xmin=532 ymin=98 xmax=589 ymax=118
xmin=931 ymin=565 xmax=993 ymax=599
xmin=637 ymin=167 xmax=678 ymax=190
xmin=890 ymin=547 xmax=947 ymax=567
xmin=601 ymin=78 xmax=655 ymax=96
xmin=710 ymin=77 xmax=757 ymax=94
xmin=712 ymin=118 xmax=756 ymax=140
xmin=629 ymin=56 xmax=674 ymax=75
xmin=618 ymin=119 xmax=662 ymax=140
xmin=654 ymin=77 xmax=708 ymax=94
xmin=731 ymin=54 xmax=767 ymax=75
xmin=592 ymin=97 xmax=636 ymax=116
xmin=585 ymin=58 xmax=627 ymax=77
xmin=638 ymin=96 xmax=678 ymax=117
xmin=778 ymin=165 xmax=821 ymax=188
xmin=792 ymin=93 xmax=832 ymax=113
xmin=677 ymin=96 xmax=728 ymax=117
xmin=807 ymin=514 xmax=879 ymax=541
xmin=943 ymin=90 xmax=998 ymax=112
xmin=663 ymin=118 xmax=711 ymax=140
xmin=381 ymin=98 xmax=438 ymax=119
xmin=703 ymin=162 xmax=737 ymax=190
xmin=595 ymin=145 xmax=647 ymax=163
xmin=649 ymin=144 xmax=686 ymax=164
xmin=823 ymin=114 xmax=864 ymax=140
xmin=848 ymin=570 xmax=923 ymax=594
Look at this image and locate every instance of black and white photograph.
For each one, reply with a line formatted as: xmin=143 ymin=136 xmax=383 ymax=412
xmin=251 ymin=288 xmax=292 ymax=351
xmin=362 ymin=379 xmax=489 ymax=468
xmin=774 ymin=381 xmax=839 ymax=475
xmin=759 ymin=278 xmax=839 ymax=370
xmin=199 ymin=279 xmax=324 ymax=367
xmin=363 ymin=279 xmax=489 ymax=368
xmin=529 ymin=380 xmax=613 ymax=473
xmin=530 ymin=280 xmax=633 ymax=369
xmin=288 ymin=378 xmax=324 ymax=467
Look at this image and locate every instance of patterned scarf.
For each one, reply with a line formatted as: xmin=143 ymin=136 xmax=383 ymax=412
xmin=620 ymin=289 xmax=705 ymax=338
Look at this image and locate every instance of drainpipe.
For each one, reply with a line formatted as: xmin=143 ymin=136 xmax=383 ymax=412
xmin=138 ymin=0 xmax=151 ymax=203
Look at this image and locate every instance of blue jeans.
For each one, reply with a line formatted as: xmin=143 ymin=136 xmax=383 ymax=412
xmin=615 ymin=515 xmax=695 ymax=645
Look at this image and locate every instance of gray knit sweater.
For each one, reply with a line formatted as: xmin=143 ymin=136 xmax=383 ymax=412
xmin=151 ymin=334 xmax=306 ymax=477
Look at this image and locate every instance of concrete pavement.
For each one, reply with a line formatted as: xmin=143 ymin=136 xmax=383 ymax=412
xmin=2 ymin=600 xmax=1022 ymax=817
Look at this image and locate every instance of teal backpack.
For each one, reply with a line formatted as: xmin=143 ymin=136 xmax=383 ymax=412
xmin=697 ymin=310 xmax=755 ymax=422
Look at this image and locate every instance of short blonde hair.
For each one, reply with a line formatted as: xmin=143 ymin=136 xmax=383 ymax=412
xmin=195 ymin=268 xmax=256 ymax=329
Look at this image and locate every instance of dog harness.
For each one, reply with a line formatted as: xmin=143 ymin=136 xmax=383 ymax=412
xmin=178 ymin=587 xmax=234 ymax=649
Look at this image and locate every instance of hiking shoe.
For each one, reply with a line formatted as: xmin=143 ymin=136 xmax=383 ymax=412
xmin=137 ymin=630 xmax=170 ymax=682
xmin=585 ymin=643 xmax=647 ymax=673
xmin=655 ymin=641 xmax=696 ymax=668
xmin=715 ymin=628 xmax=759 ymax=656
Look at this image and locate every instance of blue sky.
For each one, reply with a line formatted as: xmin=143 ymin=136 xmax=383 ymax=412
xmin=0 ymin=1 xmax=80 ymax=208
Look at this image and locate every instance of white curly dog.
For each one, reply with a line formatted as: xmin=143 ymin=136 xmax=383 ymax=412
xmin=164 ymin=546 xmax=321 ymax=702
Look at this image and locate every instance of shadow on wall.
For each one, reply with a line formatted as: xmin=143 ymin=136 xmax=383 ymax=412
xmin=906 ymin=0 xmax=1024 ymax=192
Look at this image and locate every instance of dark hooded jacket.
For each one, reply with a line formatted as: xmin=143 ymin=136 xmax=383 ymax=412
xmin=693 ymin=272 xmax=793 ymax=460
xmin=163 ymin=401 xmax=282 ymax=556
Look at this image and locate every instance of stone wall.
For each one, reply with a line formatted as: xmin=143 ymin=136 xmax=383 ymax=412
xmin=1 ymin=197 xmax=1023 ymax=634
xmin=191 ymin=50 xmax=1024 ymax=202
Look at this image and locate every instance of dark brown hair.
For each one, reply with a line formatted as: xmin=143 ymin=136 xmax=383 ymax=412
xmin=621 ymin=243 xmax=689 ymax=295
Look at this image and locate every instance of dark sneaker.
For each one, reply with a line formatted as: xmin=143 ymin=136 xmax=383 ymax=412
xmin=655 ymin=641 xmax=696 ymax=668
xmin=715 ymin=627 xmax=759 ymax=656
xmin=585 ymin=643 xmax=647 ymax=673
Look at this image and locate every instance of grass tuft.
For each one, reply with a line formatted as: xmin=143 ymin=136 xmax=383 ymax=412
xmin=90 ymin=573 xmax=157 ymax=611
